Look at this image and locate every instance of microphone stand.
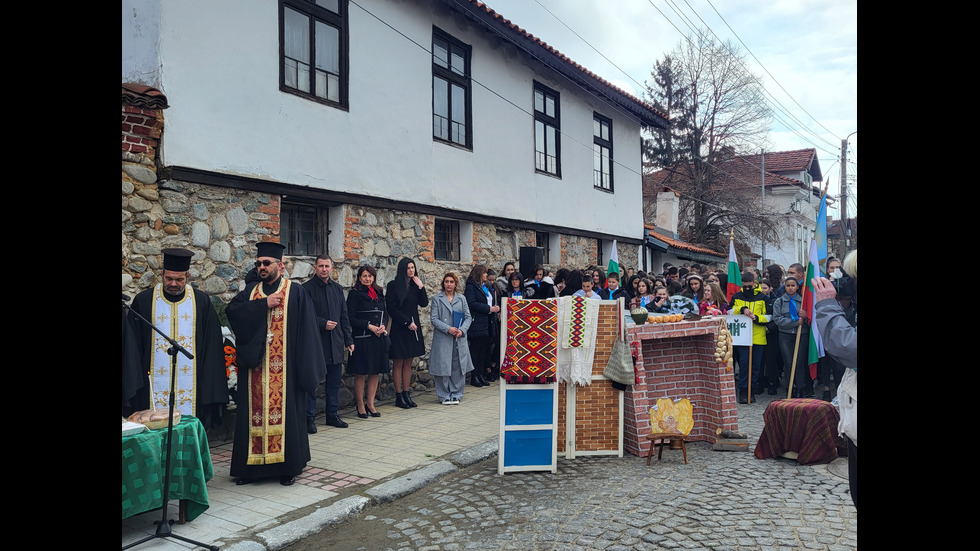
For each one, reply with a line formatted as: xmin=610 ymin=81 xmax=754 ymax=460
xmin=123 ymin=296 xmax=220 ymax=551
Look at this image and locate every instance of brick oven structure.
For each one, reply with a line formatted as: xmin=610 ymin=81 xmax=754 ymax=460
xmin=623 ymin=319 xmax=738 ymax=457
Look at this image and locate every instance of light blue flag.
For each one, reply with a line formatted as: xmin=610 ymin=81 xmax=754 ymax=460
xmin=815 ymin=191 xmax=828 ymax=276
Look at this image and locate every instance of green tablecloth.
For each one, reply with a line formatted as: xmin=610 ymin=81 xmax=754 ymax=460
xmin=121 ymin=416 xmax=214 ymax=521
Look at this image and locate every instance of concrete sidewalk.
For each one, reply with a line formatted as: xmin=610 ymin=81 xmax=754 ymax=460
xmin=121 ymin=382 xmax=502 ymax=550
xmin=121 ymin=383 xmax=847 ymax=550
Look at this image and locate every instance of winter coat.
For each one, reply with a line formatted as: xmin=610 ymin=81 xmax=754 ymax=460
xmin=429 ymin=291 xmax=474 ymax=377
xmin=814 ymin=297 xmax=857 ymax=445
xmin=772 ymin=292 xmax=808 ymax=335
xmin=303 ymin=275 xmax=354 ymax=364
xmin=730 ymin=287 xmax=770 ymax=345
xmin=464 ymin=280 xmax=494 ymax=338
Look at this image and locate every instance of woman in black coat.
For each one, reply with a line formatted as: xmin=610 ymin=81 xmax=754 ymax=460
xmin=464 ymin=264 xmax=499 ymax=388
xmin=347 ymin=265 xmax=389 ymax=418
xmin=386 ymin=257 xmax=428 ymax=409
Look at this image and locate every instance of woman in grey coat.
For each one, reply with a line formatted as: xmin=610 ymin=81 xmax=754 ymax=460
xmin=429 ymin=272 xmax=474 ymax=405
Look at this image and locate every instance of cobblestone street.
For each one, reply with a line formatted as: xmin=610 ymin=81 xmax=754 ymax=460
xmin=287 ymin=393 xmax=857 ymax=551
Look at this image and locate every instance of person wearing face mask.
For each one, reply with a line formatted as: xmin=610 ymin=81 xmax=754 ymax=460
xmin=729 ymin=271 xmax=770 ymax=404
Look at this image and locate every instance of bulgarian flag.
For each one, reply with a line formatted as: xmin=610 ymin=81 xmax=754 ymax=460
xmin=726 ymin=236 xmax=741 ymax=302
xmin=606 ymin=239 xmax=620 ymax=284
xmin=801 ymin=237 xmax=825 ymax=378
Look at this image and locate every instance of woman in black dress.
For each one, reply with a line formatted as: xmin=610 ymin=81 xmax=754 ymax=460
xmin=386 ymin=257 xmax=428 ymax=409
xmin=347 ymin=265 xmax=389 ymax=418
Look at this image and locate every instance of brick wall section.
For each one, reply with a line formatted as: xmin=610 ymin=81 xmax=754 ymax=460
xmin=258 ymin=196 xmax=281 ymax=240
xmin=344 ymin=211 xmax=362 ymax=262
xmin=122 ymin=105 xmax=164 ymax=159
xmin=623 ymin=318 xmax=736 ymax=457
xmin=419 ymin=216 xmax=435 ymax=263
xmin=557 ymin=302 xmax=623 ymax=454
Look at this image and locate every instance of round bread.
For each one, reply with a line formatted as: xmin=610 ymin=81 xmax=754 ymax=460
xmin=127 ymin=408 xmax=181 ymax=429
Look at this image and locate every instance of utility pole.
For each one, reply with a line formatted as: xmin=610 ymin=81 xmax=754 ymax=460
xmin=760 ymin=150 xmax=765 ymax=267
xmin=840 ymin=139 xmax=849 ymax=256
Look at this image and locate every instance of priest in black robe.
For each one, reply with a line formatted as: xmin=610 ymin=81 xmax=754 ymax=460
xmin=226 ymin=242 xmax=326 ymax=486
xmin=125 ymin=248 xmax=228 ymax=429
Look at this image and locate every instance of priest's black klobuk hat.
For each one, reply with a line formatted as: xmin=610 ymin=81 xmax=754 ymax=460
xmin=256 ymin=242 xmax=286 ymax=260
xmin=162 ymin=248 xmax=193 ymax=272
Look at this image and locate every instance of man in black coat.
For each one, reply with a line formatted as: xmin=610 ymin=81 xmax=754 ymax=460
xmin=303 ymin=255 xmax=354 ymax=430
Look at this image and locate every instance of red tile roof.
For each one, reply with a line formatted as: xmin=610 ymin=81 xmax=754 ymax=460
xmin=122 ymin=83 xmax=169 ymax=109
xmin=737 ymin=148 xmax=821 ymax=181
xmin=643 ymin=153 xmax=809 ymax=195
xmin=451 ymin=1 xmax=669 ymax=128
xmin=643 ymin=224 xmax=726 ymax=258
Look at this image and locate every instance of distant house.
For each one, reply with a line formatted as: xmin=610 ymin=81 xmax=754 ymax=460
xmin=121 ymin=0 xmax=670 ymax=301
xmin=642 ymin=148 xmax=823 ymax=270
xmin=828 ymin=215 xmax=857 ymax=260
xmin=640 ymin=187 xmax=725 ymax=273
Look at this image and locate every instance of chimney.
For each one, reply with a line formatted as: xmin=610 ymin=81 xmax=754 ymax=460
xmin=656 ymin=188 xmax=679 ymax=238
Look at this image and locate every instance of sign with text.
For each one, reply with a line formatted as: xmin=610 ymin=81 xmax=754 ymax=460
xmin=723 ymin=315 xmax=753 ymax=346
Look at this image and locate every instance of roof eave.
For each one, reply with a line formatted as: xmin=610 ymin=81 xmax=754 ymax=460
xmin=444 ymin=0 xmax=669 ymax=130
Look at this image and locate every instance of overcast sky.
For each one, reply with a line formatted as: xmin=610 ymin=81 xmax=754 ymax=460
xmin=481 ymin=0 xmax=857 ymax=219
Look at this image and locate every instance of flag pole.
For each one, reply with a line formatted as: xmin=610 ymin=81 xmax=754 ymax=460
xmin=787 ymin=317 xmax=803 ymax=399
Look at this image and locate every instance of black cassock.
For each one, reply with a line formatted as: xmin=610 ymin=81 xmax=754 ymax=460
xmin=226 ymin=277 xmax=325 ymax=479
xmin=126 ymin=287 xmax=228 ymax=429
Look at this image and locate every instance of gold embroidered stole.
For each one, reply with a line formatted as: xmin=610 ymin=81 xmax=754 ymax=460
xmin=150 ymin=284 xmax=197 ymax=416
xmin=246 ymin=278 xmax=290 ymax=465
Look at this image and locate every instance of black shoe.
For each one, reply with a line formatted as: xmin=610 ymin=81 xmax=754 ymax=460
xmin=236 ymin=478 xmax=254 ymax=486
xmin=822 ymin=390 xmax=832 ymax=402
xmin=395 ymin=392 xmax=410 ymax=409
xmin=307 ymin=419 xmax=317 ymax=434
xmin=403 ymin=391 xmax=418 ymax=408
xmin=367 ymin=406 xmax=381 ymax=418
xmin=325 ymin=415 xmax=349 ymax=428
xmin=738 ymin=389 xmax=748 ymax=404
xmin=280 ymin=476 xmax=296 ymax=486
xmin=356 ymin=407 xmax=369 ymax=419
xmin=470 ymin=377 xmax=484 ymax=388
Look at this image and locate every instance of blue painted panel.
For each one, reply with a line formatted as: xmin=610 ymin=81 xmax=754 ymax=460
xmin=503 ymin=429 xmax=553 ymax=467
xmin=504 ymin=388 xmax=554 ymax=425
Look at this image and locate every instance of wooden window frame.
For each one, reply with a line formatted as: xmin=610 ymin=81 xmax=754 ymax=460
xmin=536 ymin=231 xmax=551 ymax=264
xmin=593 ymin=112 xmax=613 ymax=192
xmin=279 ymin=0 xmax=349 ymax=110
xmin=281 ymin=202 xmax=331 ymax=256
xmin=432 ymin=27 xmax=472 ymax=149
xmin=434 ymin=219 xmax=461 ymax=261
xmin=533 ymin=82 xmax=561 ymax=177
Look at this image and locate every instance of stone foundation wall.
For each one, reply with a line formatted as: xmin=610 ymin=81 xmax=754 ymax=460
xmin=123 ymin=166 xmax=642 ymax=417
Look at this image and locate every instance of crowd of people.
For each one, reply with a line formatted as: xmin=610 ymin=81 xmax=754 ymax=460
xmin=124 ymin=243 xmax=856 ymax=488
